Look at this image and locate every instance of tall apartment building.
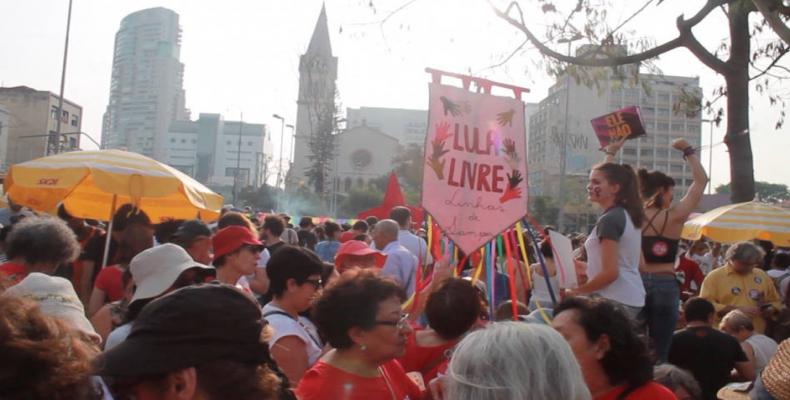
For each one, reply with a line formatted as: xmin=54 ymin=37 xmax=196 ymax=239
xmin=528 ymin=54 xmax=702 ymax=230
xmin=0 ymin=86 xmax=83 ymax=166
xmin=165 ymin=114 xmax=272 ymax=189
xmin=102 ymin=7 xmax=189 ymax=160
xmin=346 ymin=107 xmax=428 ymax=148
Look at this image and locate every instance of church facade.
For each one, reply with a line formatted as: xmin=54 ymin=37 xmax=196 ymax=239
xmin=288 ymin=6 xmax=427 ymax=197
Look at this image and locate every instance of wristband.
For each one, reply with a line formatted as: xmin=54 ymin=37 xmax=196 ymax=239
xmin=682 ymin=146 xmax=696 ymax=159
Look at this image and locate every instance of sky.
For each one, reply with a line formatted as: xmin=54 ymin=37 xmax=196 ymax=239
xmin=1 ymin=0 xmax=789 ymax=191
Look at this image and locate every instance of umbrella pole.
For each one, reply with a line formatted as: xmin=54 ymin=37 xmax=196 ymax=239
xmin=101 ymin=195 xmax=117 ymax=267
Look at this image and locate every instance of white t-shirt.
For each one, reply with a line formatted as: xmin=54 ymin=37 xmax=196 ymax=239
xmin=262 ymin=303 xmax=323 ymax=365
xmin=585 ymin=207 xmax=645 ymax=307
xmin=689 ymin=253 xmax=714 ymax=275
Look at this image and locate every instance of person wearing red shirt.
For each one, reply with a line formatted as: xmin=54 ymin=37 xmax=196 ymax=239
xmin=297 ymin=271 xmax=422 ymax=400
xmin=0 ymin=217 xmax=80 ymax=287
xmin=399 ymin=278 xmax=483 ymax=384
xmin=552 ymin=296 xmax=678 ymax=400
xmin=87 ymin=223 xmax=153 ymax=316
xmin=676 ymin=252 xmax=705 ymax=301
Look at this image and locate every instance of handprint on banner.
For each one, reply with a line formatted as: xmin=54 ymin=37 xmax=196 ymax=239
xmin=502 ymin=138 xmax=521 ymax=170
xmin=499 ymin=170 xmax=523 ymax=203
xmin=496 ymin=109 xmax=515 ymax=127
xmin=434 ymin=121 xmax=452 ymax=142
xmin=440 ymin=96 xmax=462 ymax=117
xmin=427 ymin=139 xmax=450 ymax=180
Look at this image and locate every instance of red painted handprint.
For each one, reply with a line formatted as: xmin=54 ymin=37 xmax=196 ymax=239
xmin=499 ymin=170 xmax=524 ymax=203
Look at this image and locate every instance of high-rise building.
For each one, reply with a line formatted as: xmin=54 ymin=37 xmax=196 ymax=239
xmin=289 ymin=5 xmax=338 ymax=192
xmin=102 ymin=7 xmax=189 ymax=160
xmin=0 ymin=86 xmax=83 ymax=166
xmin=165 ymin=114 xmax=272 ymax=189
xmin=528 ymin=51 xmax=702 ymax=231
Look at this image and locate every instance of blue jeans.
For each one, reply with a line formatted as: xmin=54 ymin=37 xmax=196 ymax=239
xmin=640 ymin=273 xmax=679 ymax=363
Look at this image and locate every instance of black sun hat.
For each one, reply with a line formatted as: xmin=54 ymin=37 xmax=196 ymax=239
xmin=95 ymin=284 xmax=270 ymax=377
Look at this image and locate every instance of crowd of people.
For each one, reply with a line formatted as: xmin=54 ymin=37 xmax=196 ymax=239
xmin=1 ymin=136 xmax=790 ymax=400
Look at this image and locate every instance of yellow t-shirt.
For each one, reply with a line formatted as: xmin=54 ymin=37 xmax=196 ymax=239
xmin=699 ymin=263 xmax=781 ymax=333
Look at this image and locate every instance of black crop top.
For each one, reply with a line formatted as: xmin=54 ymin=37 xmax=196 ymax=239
xmin=642 ymin=210 xmax=680 ymax=264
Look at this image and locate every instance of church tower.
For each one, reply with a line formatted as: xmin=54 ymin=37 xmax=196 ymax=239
xmin=288 ymin=4 xmax=338 ymax=192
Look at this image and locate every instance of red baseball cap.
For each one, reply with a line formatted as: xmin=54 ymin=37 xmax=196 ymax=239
xmin=334 ymin=240 xmax=387 ymax=271
xmin=212 ymin=226 xmax=264 ymax=260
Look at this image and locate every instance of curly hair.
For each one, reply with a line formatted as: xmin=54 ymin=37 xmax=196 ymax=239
xmin=311 ymin=270 xmax=405 ymax=349
xmin=554 ymin=296 xmax=652 ymax=399
xmin=5 ymin=216 xmax=80 ymax=268
xmin=0 ymin=295 xmax=100 ymax=400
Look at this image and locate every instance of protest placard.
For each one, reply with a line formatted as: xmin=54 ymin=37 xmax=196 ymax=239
xmin=421 ymin=82 xmax=528 ymax=255
xmin=590 ymin=105 xmax=646 ymax=148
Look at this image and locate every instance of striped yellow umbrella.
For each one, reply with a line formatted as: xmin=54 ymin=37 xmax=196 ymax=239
xmin=5 ymin=149 xmax=223 ymax=223
xmin=681 ymin=201 xmax=790 ymax=246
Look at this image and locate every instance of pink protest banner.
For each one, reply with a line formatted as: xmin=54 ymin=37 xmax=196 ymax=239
xmin=590 ymin=105 xmax=646 ymax=149
xmin=421 ymin=81 xmax=528 ymax=255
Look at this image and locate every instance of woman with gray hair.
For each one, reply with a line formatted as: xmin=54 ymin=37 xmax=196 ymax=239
xmin=444 ymin=321 xmax=590 ymax=400
xmin=653 ymin=364 xmax=702 ymax=400
xmin=0 ymin=217 xmax=80 ymax=287
xmin=700 ymin=241 xmax=782 ymax=334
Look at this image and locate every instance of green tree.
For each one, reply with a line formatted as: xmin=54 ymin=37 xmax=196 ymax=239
xmin=716 ymin=180 xmax=790 ymax=203
xmin=340 ymin=185 xmax=384 ymax=216
xmin=392 ymin=143 xmax=424 ymax=192
xmin=529 ymin=195 xmax=559 ymax=227
xmin=237 ymin=184 xmax=279 ymax=210
xmin=491 ymin=0 xmax=790 ymax=203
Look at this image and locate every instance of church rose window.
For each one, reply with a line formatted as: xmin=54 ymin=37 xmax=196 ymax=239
xmin=350 ymin=149 xmax=372 ymax=169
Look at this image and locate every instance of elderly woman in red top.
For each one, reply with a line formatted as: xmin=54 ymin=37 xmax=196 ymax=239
xmin=296 ymin=270 xmax=423 ymax=400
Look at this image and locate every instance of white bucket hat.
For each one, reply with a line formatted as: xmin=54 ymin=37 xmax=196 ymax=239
xmin=3 ymin=272 xmax=100 ymax=343
xmin=130 ymin=243 xmax=214 ymax=303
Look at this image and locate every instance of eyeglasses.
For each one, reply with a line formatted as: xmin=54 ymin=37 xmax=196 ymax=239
xmin=374 ymin=313 xmax=410 ymax=329
xmin=302 ymin=278 xmax=323 ymax=290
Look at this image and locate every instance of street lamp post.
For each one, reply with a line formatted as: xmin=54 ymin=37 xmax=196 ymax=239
xmin=272 ymin=114 xmax=286 ymax=190
xmin=52 ymin=0 xmax=74 ymax=155
xmin=701 ymin=119 xmax=715 ymax=194
xmin=285 ymin=123 xmax=294 ymax=191
xmin=555 ymin=34 xmax=583 ymax=233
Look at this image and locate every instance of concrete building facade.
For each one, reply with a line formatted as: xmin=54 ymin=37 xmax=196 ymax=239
xmin=165 ymin=114 xmax=272 ymax=189
xmin=102 ymin=7 xmax=189 ymax=160
xmin=346 ymin=107 xmax=428 ymax=148
xmin=0 ymin=106 xmax=9 ymax=172
xmin=0 ymin=86 xmax=83 ymax=166
xmin=528 ymin=60 xmax=702 ymax=230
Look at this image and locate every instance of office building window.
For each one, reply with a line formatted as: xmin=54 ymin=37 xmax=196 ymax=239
xmin=70 ymin=115 xmax=79 ymax=127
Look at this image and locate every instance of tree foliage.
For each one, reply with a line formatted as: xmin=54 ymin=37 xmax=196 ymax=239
xmin=489 ymin=0 xmax=790 ymax=203
xmin=529 ymin=195 xmax=559 ymax=227
xmin=716 ymin=180 xmax=790 ymax=203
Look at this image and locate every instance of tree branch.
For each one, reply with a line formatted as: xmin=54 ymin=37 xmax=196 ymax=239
xmin=676 ymin=15 xmax=734 ymax=74
xmin=752 ymin=0 xmax=790 ymax=45
xmin=476 ymin=38 xmax=531 ymax=73
xmin=489 ymin=0 xmax=727 ymax=68
xmin=750 ymin=47 xmax=790 ymax=80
